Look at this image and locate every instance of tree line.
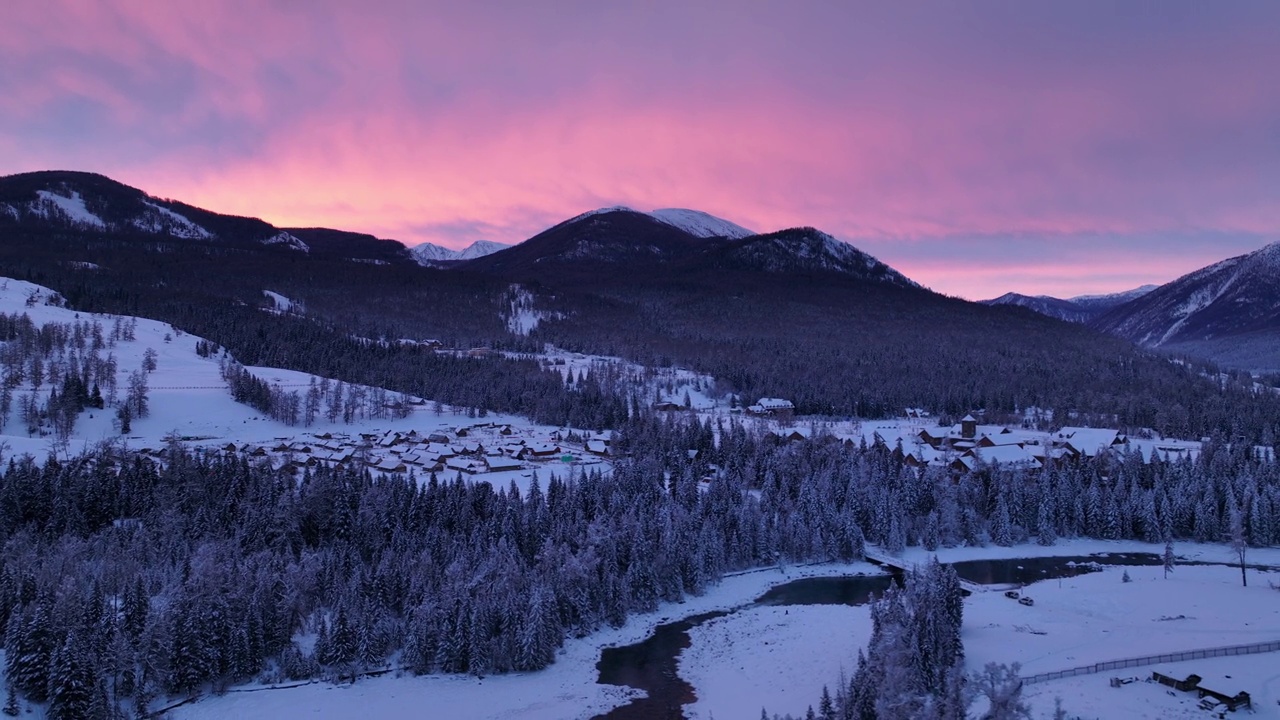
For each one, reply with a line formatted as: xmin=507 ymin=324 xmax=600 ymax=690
xmin=0 ymin=414 xmax=1275 ymax=717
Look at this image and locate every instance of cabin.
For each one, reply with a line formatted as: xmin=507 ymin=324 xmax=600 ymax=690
xmin=747 ymin=398 xmax=795 ymax=416
xmin=765 ymin=427 xmax=809 ymax=443
xmin=1054 ymin=427 xmax=1126 ymax=458
xmin=484 ymin=456 xmax=523 ymax=472
xmin=976 ymin=434 xmax=1024 ymax=448
xmin=445 ymin=457 xmax=480 ymax=474
xmin=917 ymin=427 xmax=951 ymax=448
xmin=426 ymin=443 xmax=455 ymax=459
xmin=372 ymin=457 xmax=407 ymax=474
xmin=951 ymin=445 xmax=1040 ymax=472
xmin=903 ymin=445 xmax=946 ymax=469
xmin=527 ymin=443 xmax=560 ymax=458
xmin=586 ymin=439 xmax=610 ymax=456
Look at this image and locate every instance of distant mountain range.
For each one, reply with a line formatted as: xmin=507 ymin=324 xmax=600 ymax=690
xmin=1092 ymin=241 xmax=1280 ymax=371
xmin=981 ymin=286 xmax=1158 ymax=324
xmin=410 ymin=239 xmax=513 ymax=265
xmin=2 ymin=167 xmax=1278 ymax=424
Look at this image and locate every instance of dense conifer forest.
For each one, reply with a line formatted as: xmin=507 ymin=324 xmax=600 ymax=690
xmin=1 ymin=414 xmax=1277 ymax=718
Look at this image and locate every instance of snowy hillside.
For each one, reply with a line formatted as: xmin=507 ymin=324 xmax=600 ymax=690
xmin=1092 ymin=240 xmax=1280 ymax=369
xmin=0 ymin=171 xmax=312 ymax=252
xmin=30 ymin=189 xmax=106 ymax=228
xmin=0 ymin=278 xmax=580 ymax=484
xmin=455 ymin=239 xmax=513 ymax=259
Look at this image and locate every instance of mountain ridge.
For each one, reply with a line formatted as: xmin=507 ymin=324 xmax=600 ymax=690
xmin=1091 ymin=241 xmax=1280 ymax=370
xmin=981 ymin=285 xmax=1158 ymax=324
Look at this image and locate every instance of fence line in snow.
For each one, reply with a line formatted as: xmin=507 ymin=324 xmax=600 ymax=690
xmin=1021 ymin=639 xmax=1280 ymax=685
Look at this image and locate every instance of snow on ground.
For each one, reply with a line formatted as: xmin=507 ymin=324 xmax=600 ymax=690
xmin=168 ymin=562 xmax=880 ymax=720
xmin=649 ymin=208 xmax=755 ymax=239
xmin=680 ymin=540 xmax=1280 ymax=720
xmin=34 ymin=189 xmax=106 ymax=228
xmin=136 ymin=200 xmax=212 ymax=239
xmin=167 ymin=540 xmax=1280 ymax=720
xmin=1023 ymin=653 xmax=1280 ymax=719
xmin=260 ymin=231 xmax=310 ymax=252
xmin=682 ymin=604 xmax=872 ymax=720
xmin=0 ymin=279 xmax=594 ymax=486
xmin=509 ymin=345 xmax=726 ymax=412
xmin=262 ymin=289 xmax=301 ymax=314
xmin=503 ymin=285 xmax=560 ymax=336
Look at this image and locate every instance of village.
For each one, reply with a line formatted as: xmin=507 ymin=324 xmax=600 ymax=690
xmin=120 ymin=417 xmax=618 ymax=492
xmin=176 ymin=395 xmax=1230 ymax=490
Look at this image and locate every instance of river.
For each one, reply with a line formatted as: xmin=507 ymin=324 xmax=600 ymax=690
xmin=593 ymin=552 xmax=1178 ymax=719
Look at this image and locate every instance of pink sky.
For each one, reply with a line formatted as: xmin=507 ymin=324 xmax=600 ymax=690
xmin=2 ymin=1 xmax=1278 ymax=299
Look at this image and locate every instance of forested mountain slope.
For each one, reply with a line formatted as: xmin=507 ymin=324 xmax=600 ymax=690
xmin=1092 ymin=242 xmax=1280 ymax=371
xmin=2 ymin=170 xmax=1277 ymax=441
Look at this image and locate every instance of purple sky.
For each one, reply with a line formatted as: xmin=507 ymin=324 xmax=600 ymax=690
xmin=2 ymin=1 xmax=1278 ymax=298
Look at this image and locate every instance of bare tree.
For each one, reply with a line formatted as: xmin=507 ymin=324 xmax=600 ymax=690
xmin=1229 ymin=506 xmax=1248 ymax=587
xmin=971 ymin=662 xmax=1032 ymax=720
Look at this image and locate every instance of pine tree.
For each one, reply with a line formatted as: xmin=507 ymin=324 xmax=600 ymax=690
xmin=2 ymin=684 xmax=18 ymax=717
xmin=992 ymin=496 xmax=1013 ymax=547
xmin=818 ymin=685 xmax=835 ymax=720
xmin=47 ymin=634 xmax=95 ymax=720
xmin=1035 ymin=496 xmax=1056 ymax=546
xmin=9 ymin=604 xmax=54 ymax=702
xmin=1162 ymin=538 xmax=1175 ymax=579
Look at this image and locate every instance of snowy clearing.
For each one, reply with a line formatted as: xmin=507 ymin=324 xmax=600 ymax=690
xmin=0 ymin=279 xmax=605 ymax=492
xmin=682 ymin=540 xmax=1280 ymax=720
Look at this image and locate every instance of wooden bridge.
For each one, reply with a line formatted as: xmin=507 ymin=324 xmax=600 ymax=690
xmin=862 ymin=546 xmax=997 ymax=595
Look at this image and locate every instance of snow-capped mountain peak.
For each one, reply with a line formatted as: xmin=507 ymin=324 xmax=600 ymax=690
xmin=1069 ymin=285 xmax=1158 ymax=304
xmin=455 ymin=240 xmax=512 ymax=260
xmin=648 ymin=208 xmax=754 ymax=239
xmin=410 ymin=239 xmax=512 ymax=266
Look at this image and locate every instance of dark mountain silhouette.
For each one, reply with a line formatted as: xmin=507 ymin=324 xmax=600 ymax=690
xmin=982 ymin=286 xmax=1156 ymax=324
xmin=1 ymin=169 xmax=1270 ymax=437
xmin=1092 ymin=242 xmax=1280 ymax=371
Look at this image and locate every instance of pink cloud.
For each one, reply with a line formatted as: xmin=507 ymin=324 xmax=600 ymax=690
xmin=2 ymin=1 xmax=1278 ymax=299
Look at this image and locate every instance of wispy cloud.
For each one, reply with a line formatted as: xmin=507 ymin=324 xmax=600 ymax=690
xmin=2 ymin=1 xmax=1277 ymax=298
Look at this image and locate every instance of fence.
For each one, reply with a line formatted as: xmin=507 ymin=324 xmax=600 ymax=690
xmin=1021 ymin=639 xmax=1280 ymax=685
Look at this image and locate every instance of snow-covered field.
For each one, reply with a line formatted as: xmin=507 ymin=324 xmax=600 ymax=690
xmin=682 ymin=604 xmax=873 ymax=720
xmin=683 ymin=540 xmax=1280 ymax=720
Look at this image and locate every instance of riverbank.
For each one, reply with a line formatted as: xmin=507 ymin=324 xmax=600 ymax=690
xmin=168 ymin=560 xmax=882 ymax=720
xmin=682 ymin=540 xmax=1280 ymax=720
xmin=168 ymin=539 xmax=1280 ymax=720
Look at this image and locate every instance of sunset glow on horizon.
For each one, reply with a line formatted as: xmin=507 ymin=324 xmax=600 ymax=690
xmin=3 ymin=1 xmax=1278 ymax=299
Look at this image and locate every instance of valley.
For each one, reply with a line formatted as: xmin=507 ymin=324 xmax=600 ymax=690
xmin=0 ymin=171 xmax=1277 ymax=720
